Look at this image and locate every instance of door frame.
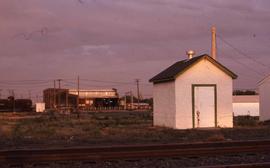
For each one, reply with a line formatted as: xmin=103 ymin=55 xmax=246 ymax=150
xmin=192 ymin=84 xmax=217 ymax=128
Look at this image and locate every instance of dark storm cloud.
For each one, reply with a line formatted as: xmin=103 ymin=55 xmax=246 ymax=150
xmin=1 ymin=0 xmax=270 ymax=97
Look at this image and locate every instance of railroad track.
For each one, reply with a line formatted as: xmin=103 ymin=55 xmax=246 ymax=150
xmin=1 ymin=140 xmax=270 ymax=163
xmin=198 ymin=162 xmax=270 ymax=168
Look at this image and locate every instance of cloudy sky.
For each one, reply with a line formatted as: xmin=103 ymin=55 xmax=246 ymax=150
xmin=0 ymin=0 xmax=270 ymax=99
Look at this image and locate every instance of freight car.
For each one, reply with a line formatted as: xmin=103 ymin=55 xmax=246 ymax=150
xmin=15 ymin=99 xmax=33 ymax=112
xmin=0 ymin=99 xmax=12 ymax=112
xmin=0 ymin=97 xmax=32 ymax=112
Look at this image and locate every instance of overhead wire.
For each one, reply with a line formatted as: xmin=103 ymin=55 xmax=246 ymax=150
xmin=80 ymin=79 xmax=134 ymax=85
xmin=217 ymin=34 xmax=270 ymax=71
xmin=216 ymin=34 xmax=265 ymax=77
xmin=63 ymin=80 xmax=121 ymax=88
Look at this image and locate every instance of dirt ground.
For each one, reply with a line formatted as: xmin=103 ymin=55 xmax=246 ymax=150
xmin=0 ymin=111 xmax=269 ymax=150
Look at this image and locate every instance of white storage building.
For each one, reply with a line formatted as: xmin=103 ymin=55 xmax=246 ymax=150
xmin=232 ymin=95 xmax=259 ymax=116
xmin=149 ymin=54 xmax=237 ymax=129
xmin=258 ymin=75 xmax=270 ymax=121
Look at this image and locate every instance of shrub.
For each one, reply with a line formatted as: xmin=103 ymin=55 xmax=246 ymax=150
xmin=207 ymin=134 xmax=225 ymax=142
xmin=234 ymin=116 xmax=259 ymax=127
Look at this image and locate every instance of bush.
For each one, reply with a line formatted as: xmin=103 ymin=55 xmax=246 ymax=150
xmin=234 ymin=116 xmax=259 ymax=127
xmin=207 ymin=134 xmax=225 ymax=142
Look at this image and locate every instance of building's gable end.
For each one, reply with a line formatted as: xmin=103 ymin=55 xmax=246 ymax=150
xmin=149 ymin=54 xmax=237 ymax=84
xmin=204 ymin=56 xmax=237 ymax=79
xmin=173 ymin=56 xmax=237 ymax=81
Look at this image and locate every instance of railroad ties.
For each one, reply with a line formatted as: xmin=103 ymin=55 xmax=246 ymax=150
xmin=1 ymin=140 xmax=270 ymax=165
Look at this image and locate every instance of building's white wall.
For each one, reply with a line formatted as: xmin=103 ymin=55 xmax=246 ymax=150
xmin=153 ymin=81 xmax=176 ymax=128
xmin=174 ymin=59 xmax=233 ymax=129
xmin=259 ymin=80 xmax=270 ymax=121
xmin=233 ymin=103 xmax=259 ymax=116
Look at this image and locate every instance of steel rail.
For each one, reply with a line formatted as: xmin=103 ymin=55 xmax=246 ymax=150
xmin=1 ymin=140 xmax=270 ymax=163
xmin=197 ymin=162 xmax=270 ymax=168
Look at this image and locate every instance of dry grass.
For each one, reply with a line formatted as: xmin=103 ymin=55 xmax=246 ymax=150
xmin=0 ymin=112 xmax=270 ymax=149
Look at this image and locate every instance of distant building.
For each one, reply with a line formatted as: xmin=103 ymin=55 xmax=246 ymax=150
xmin=233 ymin=95 xmax=259 ymax=116
xmin=43 ymin=88 xmax=76 ymax=109
xmin=119 ymin=96 xmax=153 ymax=110
xmin=36 ymin=103 xmax=45 ymax=113
xmin=69 ymin=89 xmax=119 ymax=109
xmin=43 ymin=88 xmax=119 ymax=111
xmin=149 ymin=54 xmax=237 ymax=129
xmin=258 ymin=75 xmax=270 ymax=121
xmin=132 ymin=103 xmax=152 ymax=110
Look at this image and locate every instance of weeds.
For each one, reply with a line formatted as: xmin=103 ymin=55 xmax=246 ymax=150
xmin=2 ymin=111 xmax=270 ymax=149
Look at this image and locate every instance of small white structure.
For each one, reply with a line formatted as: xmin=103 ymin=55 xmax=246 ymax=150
xmin=149 ymin=54 xmax=237 ymax=129
xmin=233 ymin=95 xmax=259 ymax=116
xmin=258 ymin=75 xmax=270 ymax=121
xmin=36 ymin=103 xmax=45 ymax=113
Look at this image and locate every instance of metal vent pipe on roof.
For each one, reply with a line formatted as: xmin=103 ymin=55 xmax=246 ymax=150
xmin=186 ymin=50 xmax=195 ymax=59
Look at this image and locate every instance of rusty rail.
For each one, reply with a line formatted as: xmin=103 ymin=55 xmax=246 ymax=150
xmin=1 ymin=140 xmax=270 ymax=163
xmin=198 ymin=162 xmax=270 ymax=168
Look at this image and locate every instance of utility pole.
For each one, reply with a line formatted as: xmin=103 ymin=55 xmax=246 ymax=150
xmin=65 ymin=89 xmax=68 ymax=111
xmin=56 ymin=79 xmax=62 ymax=111
xmin=124 ymin=91 xmax=131 ymax=110
xmin=211 ymin=26 xmax=217 ymax=60
xmin=9 ymin=89 xmax=15 ymax=112
xmin=28 ymin=90 xmax=31 ymax=99
xmin=124 ymin=93 xmax=127 ymax=110
xmin=0 ymin=89 xmax=2 ymax=99
xmin=77 ymin=76 xmax=80 ymax=117
xmin=53 ymin=80 xmax=56 ymax=109
xmin=12 ymin=90 xmax=15 ymax=112
xmin=135 ymin=79 xmax=140 ymax=109
xmin=57 ymin=79 xmax=62 ymax=89
xmin=130 ymin=91 xmax=133 ymax=110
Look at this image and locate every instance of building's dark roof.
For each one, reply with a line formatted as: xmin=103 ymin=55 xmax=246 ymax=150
xmin=149 ymin=54 xmax=237 ymax=84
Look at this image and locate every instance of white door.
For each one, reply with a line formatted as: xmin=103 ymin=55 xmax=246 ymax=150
xmin=194 ymin=86 xmax=216 ymax=128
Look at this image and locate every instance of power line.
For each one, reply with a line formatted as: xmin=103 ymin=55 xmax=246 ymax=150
xmin=0 ymin=81 xmax=50 ymax=84
xmin=217 ymin=34 xmax=270 ymax=72
xmin=217 ymin=35 xmax=265 ymax=76
xmin=62 ymin=81 xmax=121 ymax=88
xmin=80 ymin=79 xmax=134 ymax=85
xmin=0 ymin=78 xmax=153 ymax=99
xmin=80 ymin=78 xmax=152 ymax=86
xmin=0 ymin=78 xmax=152 ymax=86
xmin=219 ymin=52 xmax=264 ymax=76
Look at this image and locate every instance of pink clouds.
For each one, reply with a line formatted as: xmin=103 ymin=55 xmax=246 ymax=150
xmin=0 ymin=0 xmax=270 ymax=98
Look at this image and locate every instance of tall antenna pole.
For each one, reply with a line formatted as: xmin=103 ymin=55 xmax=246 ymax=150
xmin=211 ymin=26 xmax=217 ymax=60
xmin=135 ymin=79 xmax=140 ymax=109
